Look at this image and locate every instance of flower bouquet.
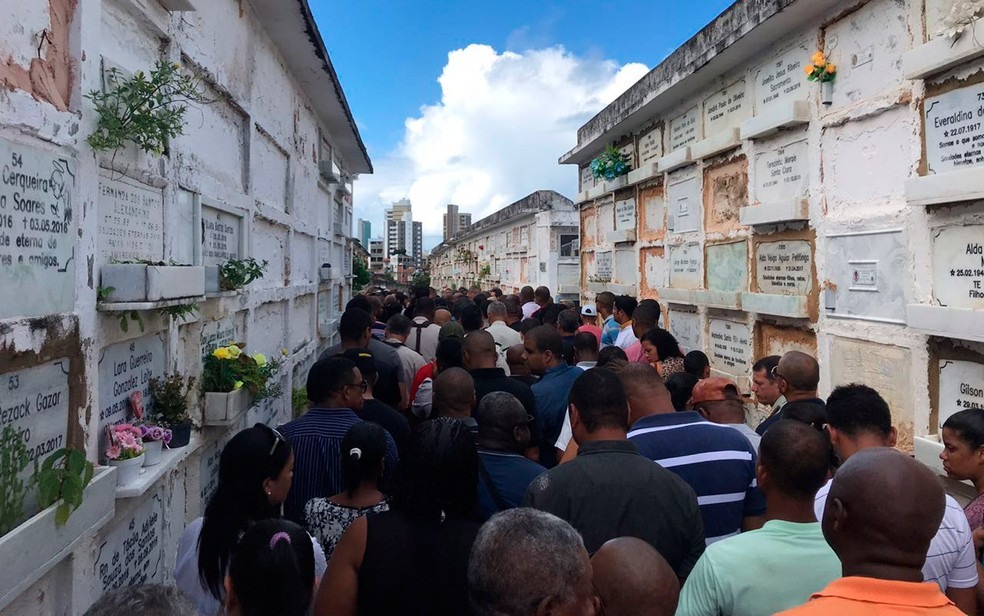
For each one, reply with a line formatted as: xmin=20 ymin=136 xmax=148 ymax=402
xmin=139 ymin=424 xmax=172 ymax=467
xmin=105 ymin=424 xmax=145 ymax=487
xmin=805 ymin=51 xmax=836 ymax=105
xmin=589 ymin=145 xmax=631 ymax=182
xmin=201 ymin=344 xmax=283 ymax=424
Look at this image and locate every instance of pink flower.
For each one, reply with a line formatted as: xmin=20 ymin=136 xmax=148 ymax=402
xmin=148 ymin=426 xmax=164 ymax=441
xmin=107 ymin=445 xmax=121 ymax=460
xmin=163 ymin=429 xmax=172 ymax=445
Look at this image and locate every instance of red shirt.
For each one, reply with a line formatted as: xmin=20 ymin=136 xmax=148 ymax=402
xmin=410 ymin=362 xmax=435 ymax=402
xmin=577 ymin=324 xmax=602 ymax=345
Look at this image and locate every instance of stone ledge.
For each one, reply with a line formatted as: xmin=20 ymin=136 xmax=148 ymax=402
xmin=740 ymin=100 xmax=811 ymax=140
xmin=658 ymin=147 xmax=695 ymax=173
xmin=626 ymin=162 xmax=661 ymax=186
xmin=903 ymin=20 xmax=984 ymax=80
xmin=588 ymin=282 xmax=637 ymax=296
xmin=907 ymin=304 xmax=984 ymax=343
xmin=606 ymin=229 xmax=637 ymax=244
xmin=741 ymin=292 xmax=810 ymax=319
xmin=739 ymin=198 xmax=810 ymax=226
xmin=906 ymin=168 xmax=984 ymax=207
xmin=693 ymin=289 xmax=743 ymax=310
xmin=603 ymin=175 xmax=630 ymax=193
xmin=116 ymin=434 xmax=203 ymax=499
xmin=691 ymin=128 xmax=742 ymax=160
xmin=656 ymin=287 xmax=696 ymax=305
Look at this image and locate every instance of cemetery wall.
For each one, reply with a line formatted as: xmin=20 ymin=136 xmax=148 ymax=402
xmin=0 ymin=0 xmax=367 ymax=612
xmin=567 ymin=0 xmax=984 ymax=468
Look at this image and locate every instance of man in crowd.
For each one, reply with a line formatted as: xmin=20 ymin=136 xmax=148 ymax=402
xmin=578 ymin=303 xmax=602 ymax=344
xmin=625 ymin=299 xmax=661 ymax=363
xmin=468 ymin=509 xmax=598 ymax=616
xmin=677 ymin=420 xmax=840 ymax=615
xmin=597 ymin=291 xmax=620 ymax=348
xmin=405 ymin=296 xmax=441 ymax=361
xmin=433 ymin=307 xmax=452 ymax=326
xmin=524 ymin=368 xmax=705 ymax=578
xmin=815 ymin=384 xmax=978 ymax=613
xmin=573 ymin=332 xmax=599 ymax=371
xmin=756 ymin=352 xmax=821 ymax=436
xmin=557 ymin=309 xmax=580 ymax=365
xmin=463 ymin=331 xmax=536 ymax=421
xmin=339 ymin=348 xmax=411 ymax=454
xmin=367 ymin=295 xmax=387 ymax=340
xmin=623 ymin=364 xmax=765 ymax=543
xmin=485 ymin=300 xmax=522 ymax=364
xmin=520 ymin=286 xmax=538 ymax=319
xmin=279 ymin=357 xmax=398 ymax=523
xmin=612 ymin=295 xmax=639 ymax=350
xmin=411 ymin=336 xmax=464 ymax=420
xmin=778 ymin=449 xmax=964 ymax=615
xmin=690 ymin=377 xmax=760 ymax=449
xmin=506 ymin=344 xmax=538 ymax=388
xmin=384 ymin=314 xmax=427 ymax=392
xmin=532 ymin=286 xmax=563 ymax=325
xmin=460 ymin=303 xmax=485 ymax=334
xmin=685 ymin=351 xmax=711 ymax=379
xmin=432 ymin=367 xmax=478 ymax=439
xmin=502 ymin=296 xmax=524 ymax=332
xmin=592 ymin=538 xmax=680 ymax=616
xmin=474 ymin=392 xmax=546 ymax=519
xmin=524 ymin=325 xmax=583 ymax=467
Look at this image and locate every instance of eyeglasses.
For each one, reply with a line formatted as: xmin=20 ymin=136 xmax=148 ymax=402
xmin=257 ymin=423 xmax=286 ymax=456
xmin=344 ymin=380 xmax=369 ymax=394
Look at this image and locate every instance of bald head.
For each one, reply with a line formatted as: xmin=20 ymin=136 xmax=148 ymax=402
xmin=617 ymin=363 xmax=674 ymax=424
xmin=476 ymin=392 xmax=529 ymax=452
xmin=777 ymin=351 xmax=819 ymax=395
xmin=506 ymin=344 xmax=529 ymax=376
xmin=433 ymin=367 xmax=475 ymax=418
xmin=823 ymin=447 xmax=946 ymax=580
xmin=463 ymin=330 xmax=498 ymax=370
xmin=434 ymin=308 xmax=452 ymax=326
xmin=591 ymin=538 xmax=679 ymax=616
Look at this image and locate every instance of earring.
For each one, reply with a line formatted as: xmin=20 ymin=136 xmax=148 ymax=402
xmin=266 ymin=491 xmax=272 ymax=496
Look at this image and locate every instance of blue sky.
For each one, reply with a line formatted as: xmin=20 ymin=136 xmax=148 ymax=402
xmin=310 ymin=1 xmax=737 ymax=247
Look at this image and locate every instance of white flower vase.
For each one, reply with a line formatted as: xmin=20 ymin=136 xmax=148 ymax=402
xmin=142 ymin=440 xmax=163 ymax=467
xmin=821 ymin=81 xmax=834 ymax=106
xmin=109 ymin=454 xmax=145 ymax=487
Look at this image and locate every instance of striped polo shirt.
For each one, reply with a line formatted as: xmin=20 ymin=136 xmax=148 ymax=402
xmin=628 ymin=411 xmax=765 ymax=544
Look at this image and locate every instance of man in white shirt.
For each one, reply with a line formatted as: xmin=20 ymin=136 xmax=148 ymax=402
xmin=573 ymin=332 xmax=598 ymax=371
xmin=520 ymin=285 xmax=538 ymax=319
xmin=404 ymin=297 xmax=441 ymax=361
xmin=612 ymin=295 xmax=639 ymax=350
xmin=814 ymin=383 xmax=978 ymax=614
xmin=485 ymin=300 xmax=522 ymax=366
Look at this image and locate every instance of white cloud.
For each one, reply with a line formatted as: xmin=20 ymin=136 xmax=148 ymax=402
xmin=354 ymin=44 xmax=648 ymax=247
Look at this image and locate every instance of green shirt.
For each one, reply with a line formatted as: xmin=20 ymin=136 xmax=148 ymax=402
xmin=676 ymin=520 xmax=840 ymax=616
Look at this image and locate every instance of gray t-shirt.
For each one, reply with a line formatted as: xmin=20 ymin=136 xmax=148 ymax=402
xmin=319 ymin=339 xmax=405 ymax=407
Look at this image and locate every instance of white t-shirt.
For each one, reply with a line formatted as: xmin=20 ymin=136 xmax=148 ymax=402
xmin=814 ymin=481 xmax=978 ymax=591
xmin=174 ymin=517 xmax=329 ymax=615
xmin=614 ymin=325 xmax=638 ymax=350
xmin=522 ymin=301 xmax=539 ymax=319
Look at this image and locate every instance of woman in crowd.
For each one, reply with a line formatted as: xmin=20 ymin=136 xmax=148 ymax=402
xmin=315 ymin=418 xmax=481 ymax=615
xmin=640 ymin=329 xmax=686 ymax=381
xmin=174 ymin=424 xmax=327 ymax=615
xmin=225 ymin=519 xmax=316 ymax=616
xmin=304 ymin=422 xmax=389 ymax=559
xmin=940 ymin=409 xmax=984 ymax=528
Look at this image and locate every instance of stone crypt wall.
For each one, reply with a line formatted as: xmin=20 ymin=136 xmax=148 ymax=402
xmin=569 ymin=0 xmax=984 ymax=472
xmin=0 ymin=0 xmax=362 ymax=612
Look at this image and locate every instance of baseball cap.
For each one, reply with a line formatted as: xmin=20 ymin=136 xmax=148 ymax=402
xmin=689 ymin=377 xmax=740 ymax=405
xmin=581 ymin=303 xmax=598 ymax=317
xmin=439 ymin=321 xmax=465 ymax=341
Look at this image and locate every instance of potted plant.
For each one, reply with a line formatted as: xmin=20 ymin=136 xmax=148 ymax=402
xmin=201 ymin=344 xmax=282 ymax=425
xmin=590 ymin=145 xmax=631 ymax=182
xmin=101 ymin=260 xmax=205 ymax=302
xmin=0 ymin=426 xmax=29 ymax=537
xmin=104 ymin=424 xmax=145 ymax=487
xmin=206 ymin=257 xmax=268 ymax=294
xmin=148 ymin=373 xmax=196 ymax=448
xmin=805 ymin=51 xmax=837 ymax=105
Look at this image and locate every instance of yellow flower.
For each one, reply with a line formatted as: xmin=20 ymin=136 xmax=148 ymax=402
xmin=213 ymin=347 xmax=230 ymax=360
xmin=233 ymin=381 xmax=244 ymax=390
xmin=811 ymin=51 xmax=826 ymax=66
xmin=804 ymin=64 xmax=815 ymax=76
xmin=252 ymin=353 xmax=267 ymax=367
xmin=825 ymin=63 xmax=836 ymax=74
xmin=281 ymin=348 xmax=290 ymax=357
xmin=226 ymin=345 xmax=242 ymax=359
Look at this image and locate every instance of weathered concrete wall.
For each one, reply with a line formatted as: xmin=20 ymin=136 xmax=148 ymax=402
xmin=0 ymin=0 xmax=361 ymax=611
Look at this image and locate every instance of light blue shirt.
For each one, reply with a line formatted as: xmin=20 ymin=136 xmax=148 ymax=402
xmin=601 ymin=315 xmax=620 ymax=347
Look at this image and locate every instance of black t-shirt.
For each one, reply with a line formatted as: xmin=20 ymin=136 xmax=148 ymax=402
xmin=471 ymin=368 xmax=539 ymax=448
xmin=359 ymin=399 xmax=411 ymax=454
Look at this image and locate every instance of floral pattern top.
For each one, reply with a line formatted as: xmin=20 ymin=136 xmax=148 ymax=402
xmin=657 ymin=357 xmax=687 ymax=383
xmin=304 ymin=498 xmax=390 ymax=560
xmin=964 ymin=493 xmax=984 ymax=531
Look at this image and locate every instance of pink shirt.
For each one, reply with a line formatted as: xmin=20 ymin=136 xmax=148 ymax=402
xmin=578 ymin=324 xmax=602 ymax=345
xmin=626 ymin=341 xmax=645 ymax=363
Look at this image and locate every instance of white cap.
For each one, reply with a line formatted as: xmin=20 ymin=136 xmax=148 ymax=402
xmin=581 ymin=303 xmax=598 ymax=317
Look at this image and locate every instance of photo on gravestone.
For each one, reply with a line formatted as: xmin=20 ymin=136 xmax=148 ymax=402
xmin=667 ymin=172 xmax=701 ymax=234
xmin=97 ymin=336 xmax=166 ymax=455
xmin=96 ymin=492 xmax=165 ymax=593
xmin=706 ymin=241 xmax=748 ymax=293
xmin=708 ymin=318 xmax=752 ymax=375
xmin=670 ymin=107 xmax=700 ymax=152
xmin=826 ymin=230 xmax=906 ymax=323
xmin=703 ymin=79 xmax=749 ymax=136
xmin=669 ymin=243 xmax=702 ymax=290
xmin=755 ymin=240 xmax=813 ymax=295
xmin=752 ymin=42 xmax=810 ymax=113
xmin=924 ymin=83 xmax=984 ymax=174
xmin=201 ymin=205 xmax=242 ymax=266
xmin=932 ymin=225 xmax=984 ymax=310
xmin=0 ymin=138 xmax=77 ymax=319
xmin=97 ymin=169 xmax=164 ymax=264
xmin=753 ymin=133 xmax=808 ymax=204
xmin=638 ymin=125 xmax=663 ymax=167
xmin=938 ymin=359 xmax=984 ymax=431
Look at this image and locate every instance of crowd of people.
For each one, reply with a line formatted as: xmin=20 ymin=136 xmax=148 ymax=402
xmin=82 ymin=284 xmax=984 ymax=615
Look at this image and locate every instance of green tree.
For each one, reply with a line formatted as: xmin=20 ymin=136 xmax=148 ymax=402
xmin=411 ymin=270 xmax=431 ymax=289
xmin=353 ymin=257 xmax=371 ymax=292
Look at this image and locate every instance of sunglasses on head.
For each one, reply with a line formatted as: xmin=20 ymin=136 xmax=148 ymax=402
xmin=257 ymin=423 xmax=286 ymax=456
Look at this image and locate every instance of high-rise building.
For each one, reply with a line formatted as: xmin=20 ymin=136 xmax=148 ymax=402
xmin=443 ymin=204 xmax=472 ymax=241
xmin=357 ymin=219 xmax=371 ymax=248
xmin=384 ymin=198 xmax=423 ymax=280
xmin=368 ymin=238 xmax=385 ymax=273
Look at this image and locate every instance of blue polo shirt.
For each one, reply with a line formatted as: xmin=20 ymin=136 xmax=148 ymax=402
xmin=477 ymin=449 xmax=546 ymax=520
xmin=601 ymin=315 xmax=620 ymax=347
xmin=627 ymin=411 xmax=764 ymax=544
xmin=531 ymin=363 xmax=583 ymax=468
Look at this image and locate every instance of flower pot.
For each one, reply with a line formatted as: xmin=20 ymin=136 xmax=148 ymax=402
xmin=204 ymin=389 xmax=252 ymax=425
xmin=109 ymin=454 xmax=145 ymax=487
xmin=821 ymin=81 xmax=833 ymax=106
xmin=168 ymin=422 xmax=193 ymax=448
xmin=101 ymin=264 xmax=205 ymax=302
xmin=142 ymin=439 xmax=164 ymax=466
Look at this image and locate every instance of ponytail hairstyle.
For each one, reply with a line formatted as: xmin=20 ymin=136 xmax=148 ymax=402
xmin=198 ymin=424 xmax=291 ymax=600
xmin=943 ymin=409 xmax=984 ymax=450
xmin=228 ymin=519 xmax=315 ymax=616
xmin=341 ymin=422 xmax=387 ymax=497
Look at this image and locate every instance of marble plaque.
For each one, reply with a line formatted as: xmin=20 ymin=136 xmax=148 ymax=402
xmin=638 ymin=126 xmax=663 ymax=166
xmin=98 ymin=170 xmax=164 ymax=263
xmin=580 ymin=165 xmax=595 ymax=192
xmin=0 ymin=139 xmax=77 ymax=319
xmin=201 ymin=317 xmax=238 ymax=359
xmin=939 ymin=359 xmax=984 ymax=429
xmin=709 ymin=319 xmax=752 ymax=374
xmin=756 ymin=240 xmax=812 ymax=295
xmin=618 ymin=142 xmax=635 ymax=167
xmin=925 ymin=83 xmax=984 ymax=173
xmin=667 ymin=173 xmax=701 ymax=234
xmin=596 ymin=251 xmax=613 ymax=280
xmin=827 ymin=230 xmax=906 ymax=322
xmin=753 ymin=43 xmax=808 ymax=112
xmin=615 ymin=249 xmax=636 ymax=284
xmin=669 ymin=309 xmax=702 ymax=354
xmin=670 ymin=107 xmax=700 ymax=151
xmin=97 ymin=336 xmax=166 ymax=454
xmin=615 ymin=197 xmax=636 ymax=231
xmin=706 ymin=241 xmax=748 ymax=292
xmin=754 ymin=136 xmax=808 ymax=203
xmin=96 ymin=492 xmax=165 ymax=592
xmin=201 ymin=205 xmax=242 ymax=266
xmin=669 ymin=242 xmax=702 ymax=289
xmin=933 ymin=225 xmax=984 ymax=309
xmin=703 ymin=80 xmax=749 ymax=135
xmin=318 ymin=289 xmax=331 ymax=331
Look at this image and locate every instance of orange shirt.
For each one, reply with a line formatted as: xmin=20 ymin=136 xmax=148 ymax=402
xmin=776 ymin=577 xmax=964 ymax=615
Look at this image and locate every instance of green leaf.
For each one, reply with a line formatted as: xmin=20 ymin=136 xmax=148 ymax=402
xmin=120 ymin=314 xmax=129 ymax=333
xmin=55 ymin=502 xmax=70 ymax=527
xmin=62 ymin=474 xmax=82 ymax=506
xmin=81 ymin=462 xmax=94 ymax=490
xmin=37 ymin=473 xmax=60 ymax=508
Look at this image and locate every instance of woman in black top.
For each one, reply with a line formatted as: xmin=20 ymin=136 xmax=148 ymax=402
xmin=314 ymin=417 xmax=481 ymax=616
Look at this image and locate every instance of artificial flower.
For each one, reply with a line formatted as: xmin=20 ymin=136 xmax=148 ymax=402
xmin=234 ymin=380 xmax=244 ymax=390
xmin=811 ymin=51 xmax=826 ymax=66
xmin=804 ymin=64 xmax=815 ymax=76
xmin=213 ymin=347 xmax=230 ymax=360
xmin=226 ymin=345 xmax=242 ymax=359
xmin=825 ymin=64 xmax=836 ymax=74
xmin=281 ymin=348 xmax=289 ymax=357
xmin=163 ymin=429 xmax=172 ymax=445
xmin=107 ymin=445 xmax=121 ymax=460
xmin=252 ymin=353 xmax=267 ymax=367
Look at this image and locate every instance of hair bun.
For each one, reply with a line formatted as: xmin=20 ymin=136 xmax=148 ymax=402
xmin=349 ymin=447 xmax=362 ymax=460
